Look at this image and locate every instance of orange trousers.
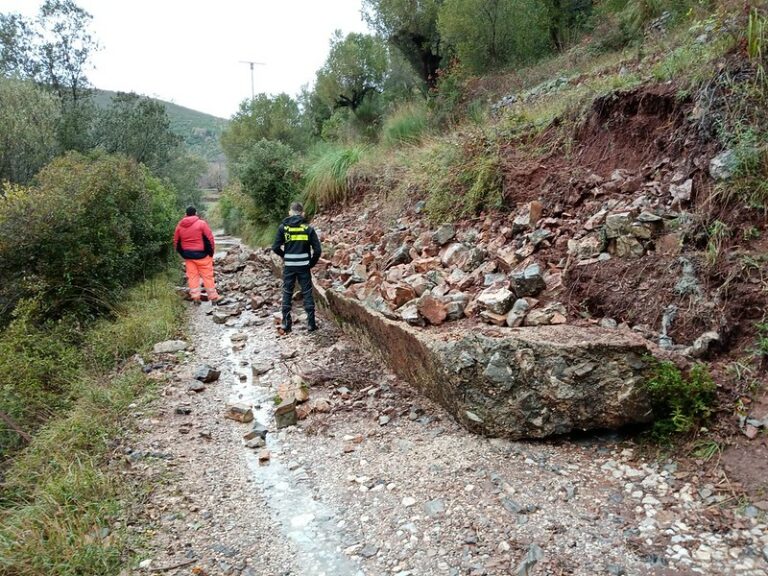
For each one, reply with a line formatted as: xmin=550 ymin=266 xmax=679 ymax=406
xmin=185 ymin=256 xmax=219 ymax=301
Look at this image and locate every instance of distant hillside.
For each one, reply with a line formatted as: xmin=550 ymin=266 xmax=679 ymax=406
xmin=92 ymin=90 xmax=227 ymax=162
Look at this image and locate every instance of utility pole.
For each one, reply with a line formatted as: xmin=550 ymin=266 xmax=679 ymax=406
xmin=238 ymin=60 xmax=265 ymax=101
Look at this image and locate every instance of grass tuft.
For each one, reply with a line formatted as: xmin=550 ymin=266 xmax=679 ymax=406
xmin=382 ymin=102 xmax=430 ymax=146
xmin=303 ymin=144 xmax=367 ymax=211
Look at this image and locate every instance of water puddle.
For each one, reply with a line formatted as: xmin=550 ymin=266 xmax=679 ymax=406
xmin=219 ymin=312 xmax=365 ymax=576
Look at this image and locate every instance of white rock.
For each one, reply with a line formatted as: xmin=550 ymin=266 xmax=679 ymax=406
xmin=402 ymin=496 xmax=416 ymax=507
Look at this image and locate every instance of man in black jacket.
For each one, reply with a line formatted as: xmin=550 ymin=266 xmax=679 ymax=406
xmin=272 ymin=202 xmax=322 ymax=333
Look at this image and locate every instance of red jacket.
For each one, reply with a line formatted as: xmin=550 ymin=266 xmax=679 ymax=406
xmin=173 ymin=216 xmax=215 ymax=260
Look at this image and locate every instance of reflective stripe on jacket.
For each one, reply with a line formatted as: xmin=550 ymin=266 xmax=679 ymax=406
xmin=272 ymin=216 xmax=321 ymax=270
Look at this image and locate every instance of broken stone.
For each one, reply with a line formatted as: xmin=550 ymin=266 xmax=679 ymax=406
xmin=480 ymin=310 xmax=508 ymax=326
xmin=528 ymin=201 xmax=544 ymax=226
xmin=506 ymin=298 xmax=530 ymax=328
xmin=604 ymin=212 xmax=631 ymax=239
xmin=243 ymin=422 xmax=268 ymax=441
xmin=670 ymin=179 xmax=693 ymax=204
xmin=568 ymin=235 xmax=603 ymax=259
xmin=615 ymin=236 xmax=645 ymax=259
xmin=212 ymin=311 xmax=230 ymax=324
xmin=510 ymin=264 xmax=546 ymax=297
xmin=245 ymin=437 xmax=266 ymax=449
xmin=258 ymin=449 xmax=270 ymax=462
xmin=524 ymin=302 xmax=567 ymax=326
xmin=400 ymin=303 xmax=426 ymax=326
xmin=432 ymin=224 xmax=456 ymax=246
xmin=417 ymin=293 xmax=448 ymax=326
xmin=477 ymin=286 xmax=515 ymax=315
xmin=684 ymin=331 xmax=720 ymax=358
xmin=152 ymin=340 xmax=188 ymax=354
xmin=381 ymin=283 xmax=417 ymax=308
xmin=225 ymin=404 xmax=254 ymax=423
xmin=384 ymin=244 xmax=412 ymax=270
xmin=194 ymin=365 xmax=220 ymax=383
xmin=187 ymin=381 xmax=206 ymax=393
xmin=600 ymin=318 xmax=618 ymax=329
xmin=528 ymin=229 xmax=551 ymax=247
xmin=252 ymin=362 xmax=273 ymax=377
xmin=709 ymin=150 xmax=736 ymax=181
xmin=441 ymin=243 xmax=470 ymax=267
xmin=274 ymin=400 xmax=298 ymax=429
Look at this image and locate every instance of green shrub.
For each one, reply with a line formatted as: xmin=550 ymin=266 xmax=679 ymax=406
xmin=303 ymin=144 xmax=366 ymax=210
xmin=235 ymin=139 xmax=299 ymax=225
xmin=0 ymin=153 xmax=177 ymax=321
xmin=423 ymin=135 xmax=504 ymax=221
xmin=85 ymin=274 xmax=184 ymax=370
xmin=383 ymin=102 xmax=430 ymax=146
xmin=644 ymin=360 xmax=716 ymax=439
xmin=0 ymin=301 xmax=82 ymax=455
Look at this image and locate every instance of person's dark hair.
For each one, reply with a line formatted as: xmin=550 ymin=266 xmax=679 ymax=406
xmin=186 ymin=206 xmax=197 ymax=216
xmin=289 ymin=202 xmax=303 ymax=215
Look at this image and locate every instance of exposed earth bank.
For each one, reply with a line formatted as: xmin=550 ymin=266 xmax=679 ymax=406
xmin=125 ymin=239 xmax=768 ymax=576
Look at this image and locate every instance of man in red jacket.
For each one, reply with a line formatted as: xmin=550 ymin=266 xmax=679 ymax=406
xmin=173 ymin=206 xmax=220 ymax=305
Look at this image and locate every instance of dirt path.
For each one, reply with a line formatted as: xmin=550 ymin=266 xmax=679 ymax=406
xmin=127 ymin=239 xmax=768 ymax=576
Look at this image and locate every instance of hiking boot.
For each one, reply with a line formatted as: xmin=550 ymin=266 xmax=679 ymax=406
xmin=304 ymin=323 xmax=318 ymax=332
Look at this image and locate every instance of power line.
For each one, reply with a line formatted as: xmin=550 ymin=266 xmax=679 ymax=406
xmin=238 ymin=60 xmax=266 ymax=101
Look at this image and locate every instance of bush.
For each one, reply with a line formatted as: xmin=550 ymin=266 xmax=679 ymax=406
xmin=383 ymin=102 xmax=430 ymax=146
xmin=423 ymin=135 xmax=504 ymax=221
xmin=644 ymin=360 xmax=716 ymax=439
xmin=0 ymin=152 xmax=177 ymax=321
xmin=303 ymin=144 xmax=366 ymax=211
xmin=0 ymin=301 xmax=82 ymax=455
xmin=235 ymin=139 xmax=299 ymax=225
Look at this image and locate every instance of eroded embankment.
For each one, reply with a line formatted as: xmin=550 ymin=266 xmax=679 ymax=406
xmin=316 ymin=283 xmax=653 ymax=438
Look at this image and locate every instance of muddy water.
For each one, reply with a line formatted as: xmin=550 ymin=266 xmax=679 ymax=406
xmin=219 ymin=316 xmax=365 ymax=576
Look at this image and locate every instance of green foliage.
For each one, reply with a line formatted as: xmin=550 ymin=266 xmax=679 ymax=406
xmin=0 ymin=152 xmax=177 ymax=320
xmin=753 ymin=322 xmax=768 ymax=362
xmin=383 ymin=101 xmax=430 ymax=145
xmin=438 ymin=0 xmax=551 ymax=73
xmin=235 ymin=139 xmax=299 ymax=225
xmin=93 ymin=92 xmax=181 ymax=172
xmin=315 ymin=31 xmax=389 ymax=114
xmin=0 ymin=77 xmax=60 ymax=184
xmin=0 ymin=301 xmax=82 ymax=455
xmin=705 ymin=219 xmax=730 ymax=267
xmin=84 ymin=273 xmax=185 ymax=370
xmin=0 ymin=274 xmax=183 ymax=575
xmin=422 ymin=135 xmax=504 ymax=221
xmin=221 ymin=93 xmax=308 ymax=165
xmin=362 ymin=0 xmax=443 ymax=88
xmin=644 ymin=360 xmax=716 ymax=439
xmin=303 ymin=144 xmax=367 ymax=210
xmin=691 ymin=438 xmax=720 ymax=461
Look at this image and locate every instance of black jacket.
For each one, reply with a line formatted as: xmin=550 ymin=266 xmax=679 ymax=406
xmin=272 ymin=215 xmax=321 ymax=270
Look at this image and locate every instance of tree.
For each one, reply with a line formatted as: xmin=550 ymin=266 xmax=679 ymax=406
xmin=438 ymin=0 xmax=550 ymax=73
xmin=0 ymin=13 xmax=37 ymax=78
xmin=543 ymin=0 xmax=593 ymax=51
xmin=93 ymin=92 xmax=181 ymax=172
xmin=221 ymin=93 xmax=308 ymax=165
xmin=315 ymin=31 xmax=389 ymax=113
xmin=363 ymin=0 xmax=444 ymax=88
xmin=0 ymin=77 xmax=60 ymax=184
xmin=235 ymin=140 xmax=299 ymax=225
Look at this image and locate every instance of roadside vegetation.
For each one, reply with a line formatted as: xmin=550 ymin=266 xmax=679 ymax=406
xmin=0 ymin=2 xmax=191 ymax=573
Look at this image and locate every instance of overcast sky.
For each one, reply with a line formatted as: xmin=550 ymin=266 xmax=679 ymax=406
xmin=3 ymin=0 xmax=370 ymax=118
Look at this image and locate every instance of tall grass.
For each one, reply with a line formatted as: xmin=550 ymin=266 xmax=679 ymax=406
xmin=382 ymin=102 xmax=430 ymax=146
xmin=0 ymin=272 xmax=185 ymax=575
xmin=303 ymin=144 xmax=367 ymax=211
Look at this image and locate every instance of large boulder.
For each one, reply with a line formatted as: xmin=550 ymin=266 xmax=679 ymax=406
xmin=316 ymin=287 xmax=653 ymax=439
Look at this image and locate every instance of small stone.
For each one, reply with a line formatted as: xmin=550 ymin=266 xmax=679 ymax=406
xmin=710 ymin=150 xmax=735 ymax=181
xmin=152 ymin=340 xmax=187 ymax=354
xmin=378 ymin=415 xmax=391 ymax=426
xmin=360 ymin=544 xmax=379 ymax=558
xmin=174 ymin=406 xmax=192 ymax=415
xmin=600 ymin=317 xmax=618 ymax=329
xmin=274 ymin=400 xmax=298 ymax=429
xmin=424 ymin=499 xmax=446 ymax=516
xmin=194 ymin=365 xmax=220 ymax=383
xmin=225 ymin=403 xmax=253 ymax=423
xmin=252 ymin=362 xmax=273 ymax=376
xmin=187 ymin=381 xmax=206 ymax=393
xmin=670 ymin=179 xmax=693 ymax=204
xmin=510 ymin=263 xmax=546 ymax=297
xmin=432 ymin=224 xmax=456 ymax=246
xmin=258 ymin=449 xmax=270 ymax=462
xmin=245 ymin=437 xmax=266 ymax=449
xmin=402 ymin=496 xmax=416 ymax=507
xmin=607 ymin=565 xmax=626 ymax=576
